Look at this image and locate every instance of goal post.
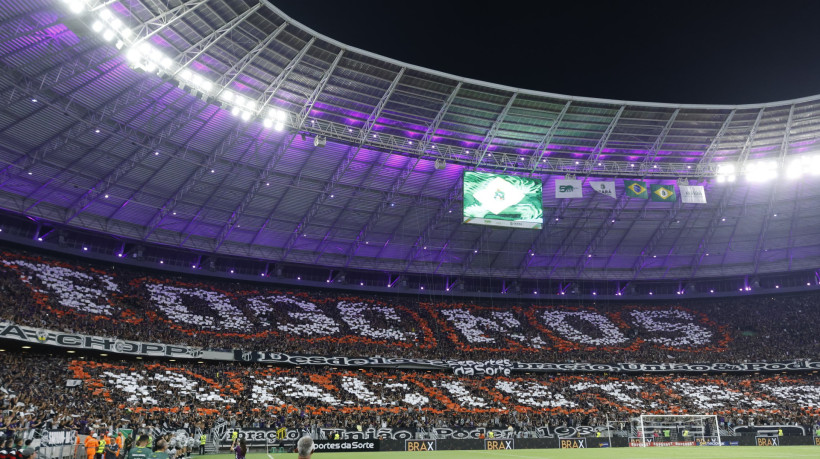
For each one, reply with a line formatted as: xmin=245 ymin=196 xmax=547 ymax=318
xmin=632 ymin=415 xmax=721 ymax=447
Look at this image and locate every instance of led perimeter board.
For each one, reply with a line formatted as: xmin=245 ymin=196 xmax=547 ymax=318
xmin=463 ymin=171 xmax=543 ymax=229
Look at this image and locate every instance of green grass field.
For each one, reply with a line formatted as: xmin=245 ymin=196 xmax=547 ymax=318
xmin=216 ymin=445 xmax=819 ymax=459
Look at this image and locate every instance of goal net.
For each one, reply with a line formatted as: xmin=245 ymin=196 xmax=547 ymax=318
xmin=630 ymin=415 xmax=721 ymax=447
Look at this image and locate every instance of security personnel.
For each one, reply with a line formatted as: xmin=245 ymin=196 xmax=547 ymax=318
xmin=230 ymin=432 xmax=238 ymax=444
xmin=198 ymin=435 xmax=206 ymax=456
xmin=778 ymin=428 xmax=783 ymax=437
xmin=682 ymin=430 xmax=689 ymax=438
xmin=333 ymin=433 xmax=339 ymax=441
xmin=663 ymin=429 xmax=670 ymax=438
xmin=815 ymin=427 xmax=820 ymax=437
xmin=146 ymin=436 xmax=152 ymax=450
xmin=115 ymin=433 xmax=124 ymax=458
xmin=595 ymin=431 xmax=602 ymax=438
xmin=96 ymin=435 xmax=107 ymax=459
xmin=85 ymin=434 xmax=99 ymax=459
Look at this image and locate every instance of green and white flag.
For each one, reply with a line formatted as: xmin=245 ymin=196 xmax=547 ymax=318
xmin=650 ymin=184 xmax=676 ymax=202
xmin=590 ymin=181 xmax=616 ymax=199
xmin=555 ymin=179 xmax=583 ymax=198
xmin=624 ymin=180 xmax=648 ymax=199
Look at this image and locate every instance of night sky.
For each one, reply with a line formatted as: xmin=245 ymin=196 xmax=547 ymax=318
xmin=272 ymin=0 xmax=820 ymax=105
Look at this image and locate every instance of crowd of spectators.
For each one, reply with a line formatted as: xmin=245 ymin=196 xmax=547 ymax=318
xmin=0 ymin=246 xmax=818 ymax=365
xmin=0 ymin=352 xmax=817 ymax=437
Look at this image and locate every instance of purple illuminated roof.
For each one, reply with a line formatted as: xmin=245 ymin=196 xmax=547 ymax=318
xmin=0 ymin=0 xmax=820 ymax=283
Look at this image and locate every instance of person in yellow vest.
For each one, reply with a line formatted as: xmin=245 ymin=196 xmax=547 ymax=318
xmin=96 ymin=435 xmax=107 ymax=459
xmin=332 ymin=433 xmax=339 ymax=441
xmin=778 ymin=428 xmax=783 ymax=437
xmin=198 ymin=434 xmax=206 ymax=456
xmin=488 ymin=431 xmax=494 ymax=439
xmin=595 ymin=431 xmax=602 ymax=438
xmin=682 ymin=429 xmax=689 ymax=438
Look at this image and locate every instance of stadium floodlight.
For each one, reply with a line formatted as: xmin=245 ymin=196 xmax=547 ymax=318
xmin=64 ymin=0 xmax=86 ymax=14
xmin=91 ymin=20 xmax=103 ymax=32
xmin=745 ymin=160 xmax=778 ymax=182
xmin=219 ymin=90 xmax=235 ymax=102
xmin=715 ymin=163 xmax=735 ymax=183
xmin=786 ymin=155 xmax=820 ymax=180
xmin=159 ymin=56 xmax=173 ymax=69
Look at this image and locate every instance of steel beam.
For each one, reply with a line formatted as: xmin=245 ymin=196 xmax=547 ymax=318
xmin=176 ymin=130 xmax=269 ymax=248
xmin=0 ymin=60 xmax=158 ymax=185
xmin=528 ymin=101 xmax=571 ymax=174
xmin=519 ymin=107 xmax=625 ymax=276
xmin=215 ymin=22 xmax=288 ymax=90
xmin=402 ymin=177 xmax=462 ymax=273
xmin=576 ymin=109 xmax=680 ymax=278
xmin=689 ymin=108 xmax=767 ymax=277
xmin=140 ymin=121 xmax=244 ymax=241
xmin=170 ymin=4 xmax=262 ymax=77
xmin=474 ymin=93 xmax=517 ymax=165
xmin=256 ymin=37 xmax=317 ymax=113
xmin=752 ymin=104 xmax=795 ymax=273
xmin=130 ymin=0 xmax=209 ymax=47
xmin=63 ymin=89 xmax=205 ymax=224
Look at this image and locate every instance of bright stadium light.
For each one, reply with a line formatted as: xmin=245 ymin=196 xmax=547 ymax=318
xmin=715 ymin=163 xmax=736 ymax=183
xmin=63 ymin=0 xmax=86 ymax=14
xmin=786 ymin=155 xmax=820 ymax=180
xmin=745 ymin=160 xmax=778 ymax=182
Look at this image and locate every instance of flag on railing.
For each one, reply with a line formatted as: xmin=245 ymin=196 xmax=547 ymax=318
xmin=590 ymin=181 xmax=616 ymax=199
xmin=680 ymin=185 xmax=707 ymax=204
xmin=555 ymin=179 xmax=583 ymax=198
xmin=624 ymin=180 xmax=648 ymax=199
xmin=650 ymin=184 xmax=676 ymax=202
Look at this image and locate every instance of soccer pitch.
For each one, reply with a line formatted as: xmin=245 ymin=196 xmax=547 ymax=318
xmin=220 ymin=446 xmax=819 ymax=459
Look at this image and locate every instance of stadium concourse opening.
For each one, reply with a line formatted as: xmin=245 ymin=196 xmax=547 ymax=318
xmin=1 ymin=0 xmax=820 ymax=456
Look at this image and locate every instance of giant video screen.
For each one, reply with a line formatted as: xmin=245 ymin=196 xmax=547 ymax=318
xmin=462 ymin=171 xmax=543 ymax=229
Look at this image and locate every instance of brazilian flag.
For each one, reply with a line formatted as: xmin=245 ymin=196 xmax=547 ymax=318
xmin=624 ymin=180 xmax=648 ymax=199
xmin=650 ymin=184 xmax=676 ymax=202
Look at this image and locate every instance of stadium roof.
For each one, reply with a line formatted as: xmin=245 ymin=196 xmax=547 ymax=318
xmin=1 ymin=0 xmax=820 ymax=283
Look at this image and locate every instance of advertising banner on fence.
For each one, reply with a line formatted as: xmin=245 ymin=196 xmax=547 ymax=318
xmin=405 ymin=440 xmax=436 ymax=452
xmin=756 ymin=436 xmax=779 ymax=446
xmin=559 ymin=438 xmax=587 ymax=449
xmin=312 ymin=440 xmax=379 ymax=452
xmin=485 ymin=439 xmax=514 ymax=450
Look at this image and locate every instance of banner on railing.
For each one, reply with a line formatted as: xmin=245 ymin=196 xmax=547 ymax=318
xmin=234 ymin=350 xmax=820 ymax=374
xmin=0 ymin=321 xmax=231 ymax=360
xmin=2 ymin=321 xmax=819 ymax=374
